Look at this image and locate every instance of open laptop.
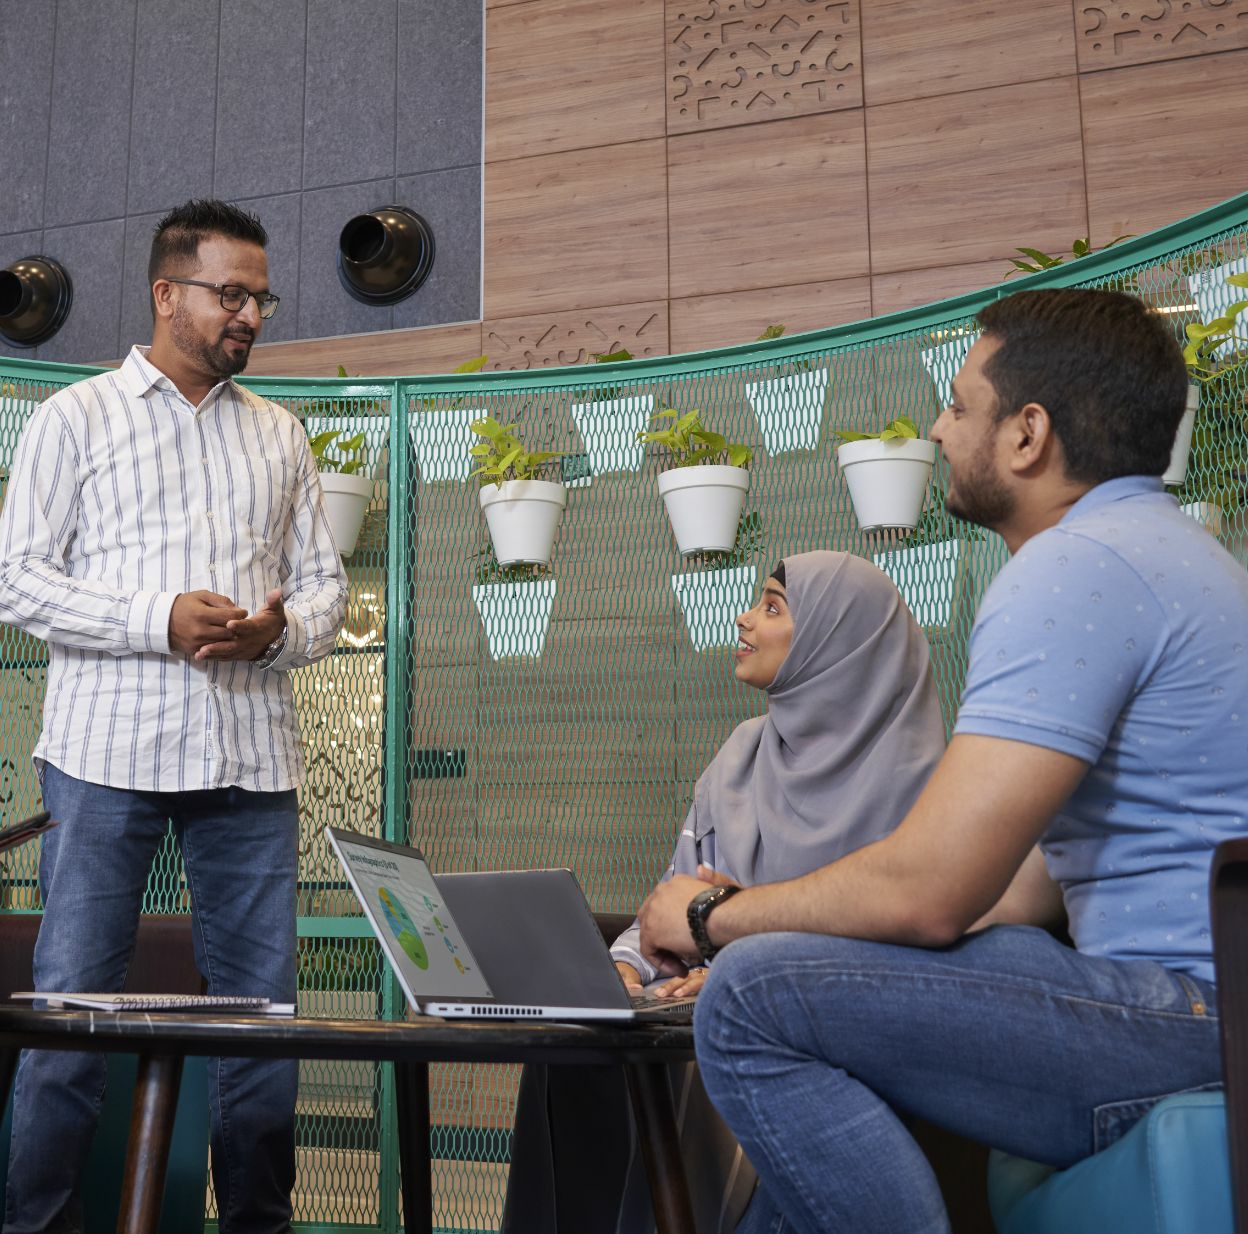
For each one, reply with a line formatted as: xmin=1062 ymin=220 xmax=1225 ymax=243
xmin=326 ymin=827 xmax=695 ymax=1023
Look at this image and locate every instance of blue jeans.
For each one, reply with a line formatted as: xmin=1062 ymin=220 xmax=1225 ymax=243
xmin=3 ymin=764 xmax=300 ymax=1234
xmin=693 ymin=926 xmax=1222 ymax=1234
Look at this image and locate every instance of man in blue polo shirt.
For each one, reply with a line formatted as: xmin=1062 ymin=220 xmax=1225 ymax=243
xmin=637 ymin=288 xmax=1246 ymax=1232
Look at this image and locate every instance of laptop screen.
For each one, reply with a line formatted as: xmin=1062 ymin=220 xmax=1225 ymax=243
xmin=327 ymin=828 xmax=492 ymax=1002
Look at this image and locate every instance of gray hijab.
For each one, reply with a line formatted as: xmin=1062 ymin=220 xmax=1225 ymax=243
xmin=694 ymin=550 xmax=946 ymax=885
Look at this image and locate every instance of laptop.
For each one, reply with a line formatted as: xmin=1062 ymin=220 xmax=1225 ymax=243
xmin=326 ymin=827 xmax=696 ymax=1023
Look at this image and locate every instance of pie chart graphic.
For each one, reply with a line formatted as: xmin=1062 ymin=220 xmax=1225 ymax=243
xmin=377 ymin=886 xmax=429 ymax=969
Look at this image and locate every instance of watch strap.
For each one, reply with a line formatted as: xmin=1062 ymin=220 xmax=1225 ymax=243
xmin=687 ymin=884 xmax=741 ymax=962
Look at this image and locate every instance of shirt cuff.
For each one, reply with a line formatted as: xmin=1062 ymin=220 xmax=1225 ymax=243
xmin=127 ymin=590 xmax=178 ymax=655
xmin=266 ymin=610 xmax=301 ymax=671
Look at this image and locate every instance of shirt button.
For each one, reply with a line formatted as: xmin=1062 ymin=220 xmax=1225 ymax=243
xmin=205 ymin=511 xmax=214 ymax=520
xmin=201 ymin=457 xmax=210 ymax=466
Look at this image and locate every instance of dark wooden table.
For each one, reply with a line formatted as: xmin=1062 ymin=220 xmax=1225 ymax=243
xmin=0 ymin=1006 xmax=697 ymax=1234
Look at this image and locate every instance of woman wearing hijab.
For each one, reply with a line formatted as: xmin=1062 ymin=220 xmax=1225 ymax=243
xmin=502 ymin=550 xmax=947 ymax=1234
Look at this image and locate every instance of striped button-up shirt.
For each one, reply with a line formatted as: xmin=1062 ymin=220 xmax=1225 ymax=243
xmin=0 ymin=346 xmax=349 ymax=792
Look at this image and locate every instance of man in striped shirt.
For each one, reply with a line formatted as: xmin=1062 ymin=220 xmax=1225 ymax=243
xmin=0 ymin=199 xmax=348 ymax=1234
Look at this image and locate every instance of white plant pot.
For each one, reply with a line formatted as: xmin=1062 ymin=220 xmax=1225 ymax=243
xmin=744 ymin=369 xmax=829 ymax=455
xmin=671 ymin=565 xmax=756 ymax=651
xmin=1180 ymin=501 xmax=1223 ymax=537
xmin=410 ymin=406 xmax=487 ymax=482
xmin=1162 ymin=385 xmax=1201 ymax=487
xmin=471 ymin=578 xmax=557 ymax=659
xmin=478 ymin=480 xmax=568 ymax=567
xmin=318 ymin=472 xmax=376 ymax=556
xmin=570 ymin=395 xmax=653 ymax=484
xmin=657 ymin=466 xmax=750 ymax=555
xmin=837 ymin=438 xmax=937 ymax=533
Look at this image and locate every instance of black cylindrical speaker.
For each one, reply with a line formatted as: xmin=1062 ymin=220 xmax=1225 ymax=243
xmin=337 ymin=205 xmax=435 ymax=306
xmin=0 ymin=256 xmax=73 ymax=347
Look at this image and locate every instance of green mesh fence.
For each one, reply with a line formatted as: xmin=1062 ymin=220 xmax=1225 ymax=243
xmin=1 ymin=190 xmax=1247 ymax=1231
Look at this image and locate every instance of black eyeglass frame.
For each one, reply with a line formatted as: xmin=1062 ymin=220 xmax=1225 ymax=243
xmin=163 ymin=277 xmax=280 ymax=319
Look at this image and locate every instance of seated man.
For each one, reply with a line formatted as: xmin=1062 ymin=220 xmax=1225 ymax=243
xmin=638 ymin=287 xmax=1245 ymax=1234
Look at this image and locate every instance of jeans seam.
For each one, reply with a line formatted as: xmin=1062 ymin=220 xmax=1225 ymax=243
xmin=739 ymin=958 xmax=1219 ymax=1025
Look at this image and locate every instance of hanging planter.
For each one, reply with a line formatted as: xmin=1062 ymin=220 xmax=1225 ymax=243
xmin=1162 ymin=385 xmax=1201 ymax=487
xmin=471 ymin=578 xmax=558 ymax=659
xmin=638 ymin=408 xmax=753 ymax=556
xmin=658 ymin=466 xmax=750 ymax=554
xmin=671 ymin=565 xmax=755 ymax=651
xmin=469 ymin=415 xmax=568 ymax=567
xmin=835 ymin=418 xmax=936 ymax=534
xmin=478 ymin=480 xmax=567 ymax=567
xmin=570 ymin=394 xmax=653 ymax=482
xmin=318 ymin=472 xmax=376 ymax=556
xmin=744 ymin=368 xmax=829 ymax=455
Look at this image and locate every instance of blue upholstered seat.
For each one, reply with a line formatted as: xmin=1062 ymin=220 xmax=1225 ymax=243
xmin=987 ymin=1090 xmax=1232 ymax=1234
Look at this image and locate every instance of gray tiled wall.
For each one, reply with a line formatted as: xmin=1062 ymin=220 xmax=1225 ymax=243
xmin=0 ymin=0 xmax=483 ymax=364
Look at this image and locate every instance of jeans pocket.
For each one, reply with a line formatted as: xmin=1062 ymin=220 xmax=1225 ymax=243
xmin=1092 ymin=1080 xmax=1224 ymax=1153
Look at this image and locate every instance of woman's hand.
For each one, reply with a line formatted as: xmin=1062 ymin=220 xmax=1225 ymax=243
xmin=653 ymin=966 xmax=710 ymax=999
xmin=615 ymin=962 xmax=644 ymax=995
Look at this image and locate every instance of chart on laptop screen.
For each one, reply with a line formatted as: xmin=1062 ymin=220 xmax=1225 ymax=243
xmin=332 ymin=834 xmax=491 ymax=1000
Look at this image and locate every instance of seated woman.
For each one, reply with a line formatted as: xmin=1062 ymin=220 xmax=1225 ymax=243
xmin=503 ymin=549 xmax=947 ymax=1234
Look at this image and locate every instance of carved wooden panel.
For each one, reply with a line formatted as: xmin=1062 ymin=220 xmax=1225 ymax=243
xmin=1076 ymin=0 xmax=1248 ymax=71
xmin=1083 ymin=49 xmax=1248 ymax=237
xmin=860 ymin=0 xmax=1076 ymax=106
xmin=486 ymin=0 xmax=666 ymax=163
xmin=483 ymin=302 xmax=670 ymax=369
xmin=669 ymin=109 xmax=868 ymax=298
xmin=666 ymin=0 xmax=862 ymax=134
xmin=866 ymin=77 xmax=1086 ymax=274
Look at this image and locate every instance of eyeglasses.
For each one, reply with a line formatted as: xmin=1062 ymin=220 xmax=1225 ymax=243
xmin=164 ymin=278 xmax=280 ymax=319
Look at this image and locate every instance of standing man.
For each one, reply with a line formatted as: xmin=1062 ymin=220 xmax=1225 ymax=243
xmin=0 ymin=199 xmax=349 ymax=1234
xmin=639 ymin=288 xmax=1246 ymax=1232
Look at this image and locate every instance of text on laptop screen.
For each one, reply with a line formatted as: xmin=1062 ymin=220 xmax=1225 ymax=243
xmin=333 ymin=835 xmax=491 ymax=1000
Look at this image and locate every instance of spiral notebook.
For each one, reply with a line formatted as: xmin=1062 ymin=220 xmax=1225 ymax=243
xmin=12 ymin=992 xmax=296 ymax=1015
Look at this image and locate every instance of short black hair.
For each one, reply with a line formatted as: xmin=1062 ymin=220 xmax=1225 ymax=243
xmin=975 ymin=288 xmax=1188 ymax=485
xmin=147 ymin=198 xmax=268 ymax=288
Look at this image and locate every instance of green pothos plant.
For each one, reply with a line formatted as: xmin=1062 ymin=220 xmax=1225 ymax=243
xmin=833 ymin=416 xmax=920 ymax=443
xmin=468 ymin=416 xmax=565 ymax=486
xmin=637 ymin=408 xmax=753 ymax=469
xmin=302 ymin=365 xmax=372 ymax=474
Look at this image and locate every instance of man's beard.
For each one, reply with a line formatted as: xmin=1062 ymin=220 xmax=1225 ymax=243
xmin=171 ymin=303 xmax=253 ymax=379
xmin=943 ymin=439 xmax=1014 ymax=529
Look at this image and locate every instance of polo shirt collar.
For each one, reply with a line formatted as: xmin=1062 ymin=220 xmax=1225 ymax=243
xmin=1061 ymin=475 xmax=1163 ymax=525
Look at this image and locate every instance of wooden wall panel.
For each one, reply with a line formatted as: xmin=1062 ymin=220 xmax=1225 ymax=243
xmin=248 ymin=323 xmax=485 ymax=378
xmin=486 ymin=0 xmax=666 ymax=163
xmin=860 ymin=0 xmax=1076 ymax=105
xmin=866 ymin=76 xmax=1086 ymax=274
xmin=484 ymin=301 xmax=669 ymax=369
xmin=665 ymin=0 xmax=862 ymax=134
xmin=668 ymin=110 xmax=868 ymax=300
xmin=1083 ymin=49 xmax=1248 ymax=239
xmin=871 ymin=259 xmax=1009 ymax=318
xmin=483 ymin=139 xmax=668 ymax=317
xmin=1074 ymin=0 xmax=1248 ymax=71
xmin=670 ymin=277 xmax=872 ymax=353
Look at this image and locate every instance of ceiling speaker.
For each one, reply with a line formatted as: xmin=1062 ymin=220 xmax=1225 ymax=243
xmin=337 ymin=205 xmax=435 ymax=306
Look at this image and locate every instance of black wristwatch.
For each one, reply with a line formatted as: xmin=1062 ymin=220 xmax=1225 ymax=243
xmin=687 ymin=885 xmax=742 ymax=963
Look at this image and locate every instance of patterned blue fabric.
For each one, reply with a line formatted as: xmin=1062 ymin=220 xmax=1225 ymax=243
xmin=956 ymin=476 xmax=1248 ymax=982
